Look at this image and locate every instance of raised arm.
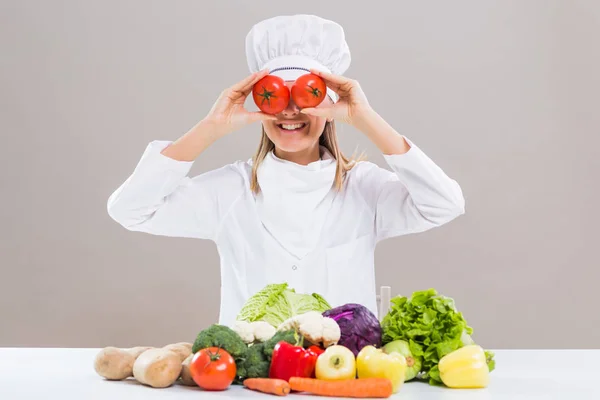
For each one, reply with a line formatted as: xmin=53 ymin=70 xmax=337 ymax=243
xmin=301 ymin=69 xmax=465 ymax=240
xmin=107 ymin=70 xmax=276 ymax=239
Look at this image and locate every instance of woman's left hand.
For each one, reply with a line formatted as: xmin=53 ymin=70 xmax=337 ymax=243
xmin=300 ymin=69 xmax=373 ymax=126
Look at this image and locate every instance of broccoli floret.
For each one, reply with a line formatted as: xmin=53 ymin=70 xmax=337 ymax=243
xmin=192 ymin=324 xmax=248 ymax=360
xmin=262 ymin=329 xmax=298 ymax=358
xmin=236 ymin=330 xmax=298 ymax=381
xmin=237 ymin=343 xmax=270 ymax=379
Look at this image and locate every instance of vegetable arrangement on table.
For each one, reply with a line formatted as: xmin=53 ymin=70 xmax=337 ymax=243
xmin=93 ymin=284 xmax=495 ymax=397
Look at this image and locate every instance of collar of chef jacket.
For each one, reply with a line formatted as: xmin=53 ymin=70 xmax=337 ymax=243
xmin=255 ymin=147 xmax=337 ymax=259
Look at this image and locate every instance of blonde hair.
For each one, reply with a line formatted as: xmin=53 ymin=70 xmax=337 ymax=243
xmin=250 ymin=121 xmax=365 ymax=193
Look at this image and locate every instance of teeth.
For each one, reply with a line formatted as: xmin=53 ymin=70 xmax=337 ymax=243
xmin=281 ymin=123 xmax=305 ymax=130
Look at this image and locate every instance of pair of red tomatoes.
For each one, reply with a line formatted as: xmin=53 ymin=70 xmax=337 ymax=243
xmin=252 ymin=73 xmax=327 ymax=115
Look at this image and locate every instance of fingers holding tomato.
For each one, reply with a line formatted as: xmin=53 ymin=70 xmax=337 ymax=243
xmin=231 ymin=69 xmax=269 ymax=95
xmin=189 ymin=347 xmax=236 ymax=391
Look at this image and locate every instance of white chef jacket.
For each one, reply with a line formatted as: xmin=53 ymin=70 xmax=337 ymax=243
xmin=107 ymin=137 xmax=465 ymax=327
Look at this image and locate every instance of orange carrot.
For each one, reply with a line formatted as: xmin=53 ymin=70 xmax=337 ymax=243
xmin=289 ymin=377 xmax=393 ymax=398
xmin=243 ymin=378 xmax=291 ymax=396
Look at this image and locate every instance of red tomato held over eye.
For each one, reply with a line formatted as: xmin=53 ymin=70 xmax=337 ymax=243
xmin=189 ymin=347 xmax=236 ymax=391
xmin=252 ymin=75 xmax=290 ymax=115
xmin=291 ymin=73 xmax=327 ymax=108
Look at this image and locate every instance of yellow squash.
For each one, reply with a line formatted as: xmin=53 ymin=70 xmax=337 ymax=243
xmin=356 ymin=345 xmax=407 ymax=393
xmin=438 ymin=345 xmax=490 ymax=388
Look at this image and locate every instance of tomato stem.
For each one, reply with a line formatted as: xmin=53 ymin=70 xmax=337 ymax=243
xmin=206 ymin=347 xmax=222 ymax=362
xmin=306 ymin=85 xmax=323 ymax=98
xmin=258 ymin=85 xmax=278 ymax=106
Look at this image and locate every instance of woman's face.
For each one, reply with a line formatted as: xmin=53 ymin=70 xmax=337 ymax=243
xmin=262 ymin=81 xmax=332 ymax=160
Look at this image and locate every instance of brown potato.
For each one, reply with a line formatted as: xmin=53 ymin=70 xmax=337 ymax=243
xmin=132 ymin=348 xmax=182 ymax=388
xmin=175 ymin=342 xmax=193 ymax=352
xmin=94 ymin=347 xmax=136 ymax=380
xmin=93 ymin=346 xmax=154 ymax=381
xmin=163 ymin=343 xmax=192 ymax=362
xmin=179 ymin=353 xmax=197 ymax=386
xmin=127 ymin=346 xmax=154 ymax=359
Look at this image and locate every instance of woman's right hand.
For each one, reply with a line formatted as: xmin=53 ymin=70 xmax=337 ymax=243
xmin=204 ymin=69 xmax=277 ymax=137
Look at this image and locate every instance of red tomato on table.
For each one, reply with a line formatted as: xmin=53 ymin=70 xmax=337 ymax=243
xmin=291 ymin=73 xmax=327 ymax=108
xmin=252 ymin=75 xmax=290 ymax=114
xmin=189 ymin=347 xmax=236 ymax=391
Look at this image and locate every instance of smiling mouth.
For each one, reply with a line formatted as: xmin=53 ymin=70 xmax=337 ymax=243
xmin=278 ymin=122 xmax=307 ymax=130
xmin=277 ymin=122 xmax=307 ymax=133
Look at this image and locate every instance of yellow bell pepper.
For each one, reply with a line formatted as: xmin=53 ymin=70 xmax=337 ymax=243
xmin=438 ymin=345 xmax=490 ymax=388
xmin=356 ymin=345 xmax=407 ymax=393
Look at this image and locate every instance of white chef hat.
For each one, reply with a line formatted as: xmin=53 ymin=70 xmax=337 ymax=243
xmin=245 ymin=14 xmax=351 ymax=103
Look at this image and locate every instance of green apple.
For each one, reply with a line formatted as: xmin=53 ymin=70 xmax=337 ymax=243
xmin=315 ymin=345 xmax=356 ymax=381
xmin=382 ymin=340 xmax=422 ymax=381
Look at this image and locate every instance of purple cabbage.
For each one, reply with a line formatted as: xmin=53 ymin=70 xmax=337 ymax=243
xmin=323 ymin=303 xmax=382 ymax=356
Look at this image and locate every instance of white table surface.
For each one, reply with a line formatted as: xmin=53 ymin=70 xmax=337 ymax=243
xmin=0 ymin=348 xmax=598 ymax=399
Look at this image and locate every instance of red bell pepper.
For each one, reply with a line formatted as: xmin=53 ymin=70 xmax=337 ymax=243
xmin=307 ymin=345 xmax=325 ymax=378
xmin=269 ymin=341 xmax=323 ymax=382
xmin=308 ymin=345 xmax=325 ymax=357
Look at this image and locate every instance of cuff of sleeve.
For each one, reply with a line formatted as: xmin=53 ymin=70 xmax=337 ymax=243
xmin=135 ymin=140 xmax=195 ymax=176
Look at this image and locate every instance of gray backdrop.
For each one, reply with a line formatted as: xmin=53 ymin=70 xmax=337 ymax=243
xmin=2 ymin=0 xmax=598 ymax=349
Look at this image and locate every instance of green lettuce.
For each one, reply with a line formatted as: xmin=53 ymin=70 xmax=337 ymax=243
xmin=236 ymin=283 xmax=332 ymax=327
xmin=381 ymin=288 xmax=495 ymax=386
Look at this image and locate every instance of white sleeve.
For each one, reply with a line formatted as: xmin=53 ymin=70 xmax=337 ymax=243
xmin=356 ymin=137 xmax=466 ymax=241
xmin=106 ymin=140 xmax=244 ymax=241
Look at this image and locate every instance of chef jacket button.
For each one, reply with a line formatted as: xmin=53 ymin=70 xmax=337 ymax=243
xmin=292 ymin=265 xmax=298 ymax=270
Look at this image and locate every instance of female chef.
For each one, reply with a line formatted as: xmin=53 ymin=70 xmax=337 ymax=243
xmin=107 ymin=15 xmax=465 ymax=326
